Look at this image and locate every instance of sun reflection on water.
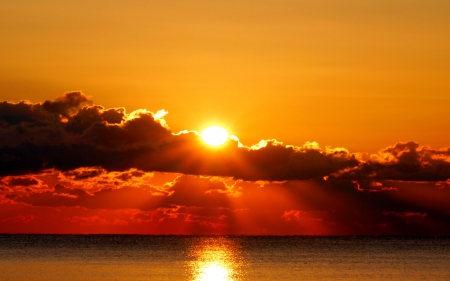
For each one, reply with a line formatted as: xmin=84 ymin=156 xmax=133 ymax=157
xmin=189 ymin=237 xmax=244 ymax=281
xmin=196 ymin=262 xmax=230 ymax=281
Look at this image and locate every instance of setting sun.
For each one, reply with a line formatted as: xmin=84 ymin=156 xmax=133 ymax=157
xmin=201 ymin=126 xmax=229 ymax=146
xmin=2 ymin=1 xmax=450 ymax=280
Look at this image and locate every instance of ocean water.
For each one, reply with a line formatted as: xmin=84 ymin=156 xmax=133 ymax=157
xmin=0 ymin=235 xmax=449 ymax=281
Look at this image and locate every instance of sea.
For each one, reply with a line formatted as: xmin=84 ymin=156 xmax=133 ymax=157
xmin=1 ymin=235 xmax=449 ymax=281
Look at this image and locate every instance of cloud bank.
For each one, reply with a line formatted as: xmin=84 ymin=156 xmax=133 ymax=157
xmin=1 ymin=93 xmax=450 ymax=235
xmin=1 ymin=92 xmax=360 ymax=180
xmin=2 ymin=93 xmax=449 ymax=182
xmin=1 ymin=170 xmax=449 ymax=235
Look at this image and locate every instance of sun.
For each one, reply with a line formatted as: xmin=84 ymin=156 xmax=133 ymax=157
xmin=201 ymin=126 xmax=229 ymax=146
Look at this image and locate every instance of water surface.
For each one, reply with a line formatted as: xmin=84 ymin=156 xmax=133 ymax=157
xmin=1 ymin=235 xmax=449 ymax=280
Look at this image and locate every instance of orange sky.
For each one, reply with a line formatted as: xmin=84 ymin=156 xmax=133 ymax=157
xmin=1 ymin=0 xmax=449 ymax=152
xmin=1 ymin=1 xmax=450 ymax=235
xmin=0 ymin=93 xmax=449 ymax=235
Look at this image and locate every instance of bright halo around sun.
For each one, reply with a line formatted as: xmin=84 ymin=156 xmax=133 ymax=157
xmin=201 ymin=126 xmax=229 ymax=146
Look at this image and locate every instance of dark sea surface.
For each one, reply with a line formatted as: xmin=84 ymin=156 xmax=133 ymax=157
xmin=1 ymin=235 xmax=449 ymax=281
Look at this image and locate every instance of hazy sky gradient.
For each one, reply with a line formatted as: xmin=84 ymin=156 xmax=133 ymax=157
xmin=1 ymin=0 xmax=449 ymax=152
xmin=1 ymin=1 xmax=450 ymax=235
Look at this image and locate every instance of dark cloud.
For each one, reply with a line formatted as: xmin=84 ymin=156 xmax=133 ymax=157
xmin=3 ymin=176 xmax=39 ymax=187
xmin=63 ymin=167 xmax=106 ymax=180
xmin=336 ymin=141 xmax=450 ymax=181
xmin=66 ymin=106 xmax=125 ymax=134
xmin=0 ymin=94 xmax=359 ymax=180
xmin=2 ymin=94 xmax=449 ymax=182
xmin=41 ymin=91 xmax=91 ymax=118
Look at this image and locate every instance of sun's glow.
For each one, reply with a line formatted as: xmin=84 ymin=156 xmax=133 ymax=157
xmin=196 ymin=262 xmax=230 ymax=281
xmin=189 ymin=237 xmax=240 ymax=281
xmin=201 ymin=126 xmax=229 ymax=146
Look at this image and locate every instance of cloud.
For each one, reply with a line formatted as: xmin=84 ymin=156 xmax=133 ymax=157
xmin=1 ymin=214 xmax=39 ymax=223
xmin=8 ymin=174 xmax=237 ymax=210
xmin=335 ymin=141 xmax=450 ymax=181
xmin=41 ymin=92 xmax=91 ymax=119
xmin=2 ymin=171 xmax=450 ymax=235
xmin=12 ymin=182 xmax=167 ymax=210
xmin=2 ymin=93 xmax=450 ymax=235
xmin=0 ymin=93 xmax=359 ymax=180
xmin=63 ymin=167 xmax=106 ymax=180
xmin=2 ymin=93 xmax=448 ymax=183
xmin=2 ymin=176 xmax=40 ymax=187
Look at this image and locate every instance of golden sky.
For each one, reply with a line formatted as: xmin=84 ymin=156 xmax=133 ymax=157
xmin=1 ymin=1 xmax=450 ymax=236
xmin=1 ymin=0 xmax=449 ymax=152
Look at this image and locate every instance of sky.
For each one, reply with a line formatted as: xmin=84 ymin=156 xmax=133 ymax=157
xmin=1 ymin=0 xmax=450 ymax=235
